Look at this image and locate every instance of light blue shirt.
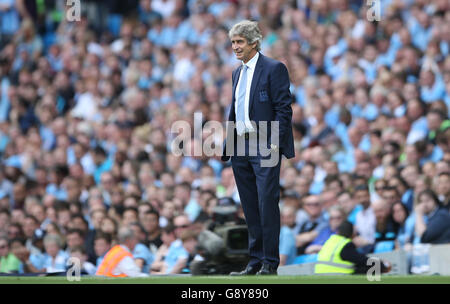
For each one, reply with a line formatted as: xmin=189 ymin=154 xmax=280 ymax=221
xmin=407 ymin=116 xmax=428 ymax=144
xmin=29 ymin=252 xmax=46 ymax=270
xmin=0 ymin=77 xmax=10 ymax=122
xmin=94 ymin=156 xmax=114 ymax=185
xmin=45 ymin=184 xmax=68 ymax=201
xmin=397 ymin=213 xmax=416 ymax=248
xmin=133 ymin=243 xmax=154 ymax=273
xmin=164 ymin=239 xmax=189 ymax=274
xmin=279 ymin=226 xmax=297 ymax=265
xmin=420 ymin=73 xmax=446 ymax=103
xmin=347 ymin=205 xmax=363 ymax=224
xmin=0 ymin=0 xmax=19 ymax=35
xmin=42 ymin=250 xmax=69 ymax=273
xmin=184 ymin=198 xmax=202 ymax=222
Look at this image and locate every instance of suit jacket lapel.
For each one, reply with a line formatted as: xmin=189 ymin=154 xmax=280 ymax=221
xmin=232 ymin=66 xmax=241 ymax=104
xmin=229 ymin=65 xmax=242 ymax=121
xmin=249 ymin=53 xmax=263 ymax=114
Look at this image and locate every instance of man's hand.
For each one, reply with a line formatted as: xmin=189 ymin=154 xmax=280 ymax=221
xmin=415 ymin=203 xmax=425 ymax=214
xmin=296 ymin=231 xmax=318 ymax=247
xmin=353 ymin=236 xmax=370 ymax=247
xmin=305 ymin=244 xmax=322 ymax=254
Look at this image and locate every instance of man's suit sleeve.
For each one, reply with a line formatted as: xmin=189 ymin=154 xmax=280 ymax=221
xmin=270 ymin=62 xmax=292 ymax=148
xmin=221 ymin=70 xmax=236 ymax=161
xmin=340 ymin=242 xmax=388 ymax=274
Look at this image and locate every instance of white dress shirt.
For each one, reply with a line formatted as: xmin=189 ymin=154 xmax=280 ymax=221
xmin=355 ymin=207 xmax=376 ymax=243
xmin=235 ymin=52 xmax=259 ymax=134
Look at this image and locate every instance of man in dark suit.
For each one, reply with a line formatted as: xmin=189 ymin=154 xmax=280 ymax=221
xmin=221 ymin=20 xmax=294 ymax=275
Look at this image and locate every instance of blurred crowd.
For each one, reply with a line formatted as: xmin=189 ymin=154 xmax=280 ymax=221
xmin=0 ymin=0 xmax=449 ymax=275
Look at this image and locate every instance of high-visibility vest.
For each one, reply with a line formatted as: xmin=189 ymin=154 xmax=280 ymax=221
xmin=96 ymin=245 xmax=133 ymax=277
xmin=314 ymin=234 xmax=355 ymax=274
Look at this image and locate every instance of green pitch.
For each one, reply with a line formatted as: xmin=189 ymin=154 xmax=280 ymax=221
xmin=1 ymin=275 xmax=449 ymax=284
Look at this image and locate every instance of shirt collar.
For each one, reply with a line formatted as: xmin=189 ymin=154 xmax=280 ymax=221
xmin=243 ymin=52 xmax=259 ymax=70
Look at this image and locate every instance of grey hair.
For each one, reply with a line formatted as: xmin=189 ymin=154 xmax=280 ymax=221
xmin=328 ymin=205 xmax=346 ymax=217
xmin=229 ymin=20 xmax=262 ymax=51
xmin=117 ymin=226 xmax=136 ymax=244
xmin=43 ymin=234 xmax=62 ymax=247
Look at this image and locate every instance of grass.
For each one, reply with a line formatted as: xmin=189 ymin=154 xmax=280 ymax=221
xmin=1 ymin=275 xmax=449 ymax=284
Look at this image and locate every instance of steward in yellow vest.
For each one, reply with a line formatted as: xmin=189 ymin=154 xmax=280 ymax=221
xmin=315 ymin=234 xmax=354 ymax=274
xmin=315 ymin=221 xmax=391 ymax=275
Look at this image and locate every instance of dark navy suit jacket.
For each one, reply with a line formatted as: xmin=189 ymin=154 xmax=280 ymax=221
xmin=222 ymin=53 xmax=294 ymax=161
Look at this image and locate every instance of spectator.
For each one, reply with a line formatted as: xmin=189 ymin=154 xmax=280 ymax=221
xmin=353 ymin=185 xmax=376 ymax=253
xmin=279 ymin=205 xmax=297 ymax=266
xmin=372 ymin=199 xmax=398 ymax=253
xmin=0 ymin=236 xmax=21 ymax=273
xmin=153 ymin=214 xmax=190 ymax=274
xmin=305 ymin=205 xmax=346 ymax=254
xmin=150 ymin=224 xmax=176 ymax=273
xmin=99 ymin=216 xmax=119 ymax=236
xmin=129 ymin=221 xmax=154 ymax=273
xmin=414 ymin=189 xmax=450 ymax=244
xmin=387 ymin=175 xmax=413 ymax=212
xmin=42 ymin=233 xmax=69 ymax=273
xmin=69 ymin=246 xmax=97 ymax=275
xmin=337 ymin=190 xmax=362 ymax=224
xmin=122 ymin=207 xmax=139 ymax=227
xmin=434 ymin=172 xmax=450 ymax=210
xmin=141 ymin=209 xmax=162 ymax=253
xmin=381 ymin=186 xmax=402 ymax=208
xmin=94 ymin=232 xmax=113 ymax=268
xmin=179 ymin=229 xmax=200 ymax=274
xmin=294 ymin=195 xmax=328 ymax=255
xmin=65 ymin=229 xmax=85 ymax=256
xmin=392 ymin=201 xmax=415 ymax=250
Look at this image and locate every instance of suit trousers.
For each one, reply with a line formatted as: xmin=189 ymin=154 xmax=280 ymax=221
xmin=231 ymin=135 xmax=281 ymax=268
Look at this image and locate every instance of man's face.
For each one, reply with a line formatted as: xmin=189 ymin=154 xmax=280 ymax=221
xmin=122 ymin=211 xmax=138 ymax=226
xmin=329 ymin=210 xmax=344 ymax=231
xmin=92 ymin=211 xmax=106 ymax=229
xmin=382 ymin=190 xmax=399 ymax=206
xmin=436 ymin=175 xmax=450 ymax=196
xmin=183 ymin=238 xmax=197 ymax=254
xmin=418 ymin=193 xmax=436 ymax=214
xmin=71 ymin=218 xmax=88 ymax=234
xmin=130 ymin=225 xmax=144 ymax=242
xmin=281 ymin=209 xmax=296 ymax=227
xmin=337 ymin=193 xmax=354 ymax=213
xmin=354 ymin=190 xmax=370 ymax=208
xmin=126 ymin=236 xmax=139 ymax=251
xmin=231 ymin=35 xmax=257 ymax=63
xmin=303 ymin=196 xmax=322 ymax=218
xmin=295 ymin=177 xmax=310 ymax=196
xmin=45 ymin=242 xmax=59 ymax=257
xmin=23 ymin=218 xmax=37 ymax=238
xmin=94 ymin=239 xmax=110 ymax=257
xmin=57 ymin=210 xmax=71 ymax=228
xmin=142 ymin=213 xmax=159 ymax=234
xmin=66 ymin=233 xmax=83 ymax=249
xmin=174 ymin=216 xmax=190 ymax=239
